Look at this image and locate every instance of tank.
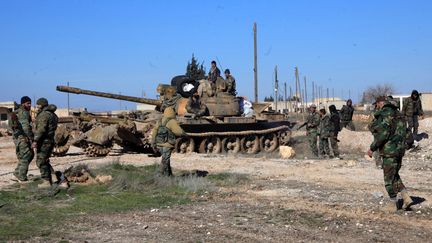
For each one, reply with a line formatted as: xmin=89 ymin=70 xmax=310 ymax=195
xmin=56 ymin=80 xmax=293 ymax=155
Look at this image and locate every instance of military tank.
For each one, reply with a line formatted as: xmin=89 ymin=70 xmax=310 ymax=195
xmin=56 ymin=78 xmax=293 ymax=155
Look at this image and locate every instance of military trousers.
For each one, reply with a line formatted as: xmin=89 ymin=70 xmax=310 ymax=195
xmin=36 ymin=139 xmax=54 ymax=181
xmin=382 ymin=156 xmax=406 ymax=198
xmin=329 ymin=135 xmax=340 ymax=157
xmin=319 ymin=137 xmax=331 ymax=156
xmin=158 ymin=146 xmax=173 ymax=176
xmin=341 ymin=120 xmax=355 ymax=131
xmin=406 ymin=115 xmax=419 ymax=135
xmin=307 ymin=130 xmax=319 ymax=156
xmin=13 ymin=136 xmax=34 ymax=180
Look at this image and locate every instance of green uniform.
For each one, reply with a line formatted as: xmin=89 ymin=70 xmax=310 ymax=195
xmin=306 ymin=111 xmax=320 ymax=156
xmin=329 ymin=111 xmax=341 ymax=157
xmin=370 ymin=102 xmax=407 ymax=199
xmin=34 ymin=104 xmax=58 ymax=181
xmin=340 ymin=105 xmax=355 ymax=130
xmin=9 ymin=106 xmax=34 ymax=181
xmin=402 ymin=96 xmax=423 ymax=135
xmin=318 ymin=115 xmax=331 ymax=156
xmin=151 ymin=107 xmax=186 ymax=176
xmin=226 ymin=75 xmax=236 ymax=95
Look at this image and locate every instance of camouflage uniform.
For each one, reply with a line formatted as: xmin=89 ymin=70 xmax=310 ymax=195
xmin=151 ymin=107 xmax=186 ymax=176
xmin=186 ymin=96 xmax=208 ymax=118
xmin=34 ymin=102 xmax=58 ymax=182
xmin=226 ymin=75 xmax=236 ymax=95
xmin=208 ymin=67 xmax=221 ymax=85
xmin=306 ymin=111 xmax=320 ymax=156
xmin=340 ymin=102 xmax=355 ymax=131
xmin=318 ymin=114 xmax=331 ymax=156
xmin=9 ymin=106 xmax=34 ymax=181
xmin=402 ymin=90 xmax=423 ymax=135
xmin=370 ymin=101 xmax=407 ymax=199
xmin=329 ymin=109 xmax=341 ymax=157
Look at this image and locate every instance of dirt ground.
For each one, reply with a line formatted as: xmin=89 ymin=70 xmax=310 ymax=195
xmin=1 ymin=128 xmax=432 ymax=242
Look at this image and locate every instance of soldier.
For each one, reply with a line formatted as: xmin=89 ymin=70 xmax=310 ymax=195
xmin=31 ymin=98 xmax=58 ymax=188
xmin=328 ymin=105 xmax=341 ymax=158
xmin=305 ymin=104 xmax=320 ymax=157
xmin=10 ymin=96 xmax=35 ymax=182
xmin=224 ymin=69 xmax=237 ymax=95
xmin=186 ymin=91 xmax=208 ymax=119
xmin=402 ymin=90 xmax=423 ymax=136
xmin=318 ymin=108 xmax=331 ymax=158
xmin=367 ymin=96 xmax=414 ymax=212
xmin=340 ymin=99 xmax=355 ymax=131
xmin=151 ymin=106 xmax=187 ymax=176
xmin=208 ymin=60 xmax=221 ymax=85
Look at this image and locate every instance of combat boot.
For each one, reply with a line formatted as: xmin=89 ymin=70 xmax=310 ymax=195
xmin=38 ymin=179 xmax=52 ymax=189
xmin=381 ymin=198 xmax=397 ymax=213
xmin=401 ymin=190 xmax=414 ymax=210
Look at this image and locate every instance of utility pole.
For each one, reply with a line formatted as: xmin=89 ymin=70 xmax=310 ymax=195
xmin=332 ymin=88 xmax=335 ymax=101
xmin=67 ymin=81 xmax=70 ymax=115
xmin=312 ymin=81 xmax=315 ymax=105
xmin=253 ymin=22 xmax=258 ymax=103
xmin=274 ymin=65 xmax=278 ymax=112
xmin=349 ymin=89 xmax=351 ymax=99
xmin=304 ymin=76 xmax=308 ymax=108
xmin=284 ymin=81 xmax=287 ymax=111
xmin=289 ymin=85 xmax=293 ymax=112
xmin=326 ymin=88 xmax=329 ymax=101
xmin=295 ymin=67 xmax=301 ymax=112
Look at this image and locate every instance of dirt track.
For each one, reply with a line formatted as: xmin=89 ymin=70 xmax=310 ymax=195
xmin=1 ymin=132 xmax=432 ymax=241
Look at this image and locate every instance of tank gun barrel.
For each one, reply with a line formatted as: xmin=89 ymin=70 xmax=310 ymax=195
xmin=56 ymin=85 xmax=161 ymax=106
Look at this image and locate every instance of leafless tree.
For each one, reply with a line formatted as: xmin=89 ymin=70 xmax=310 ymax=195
xmin=361 ymin=84 xmax=395 ymax=104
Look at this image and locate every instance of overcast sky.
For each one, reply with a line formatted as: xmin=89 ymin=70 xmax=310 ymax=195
xmin=1 ymin=0 xmax=431 ymax=111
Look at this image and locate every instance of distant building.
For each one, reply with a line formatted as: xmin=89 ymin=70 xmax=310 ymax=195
xmin=391 ymin=92 xmax=432 ymax=112
xmin=0 ymin=101 xmax=16 ymax=129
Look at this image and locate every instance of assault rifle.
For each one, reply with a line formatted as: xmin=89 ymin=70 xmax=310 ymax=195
xmin=297 ymin=122 xmax=308 ymax=131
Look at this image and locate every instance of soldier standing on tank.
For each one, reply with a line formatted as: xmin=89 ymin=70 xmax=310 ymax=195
xmin=151 ymin=106 xmax=187 ymax=176
xmin=10 ymin=96 xmax=35 ymax=182
xmin=208 ymin=60 xmax=221 ymax=86
xmin=402 ymin=90 xmax=423 ymax=136
xmin=186 ymin=91 xmax=208 ymax=119
xmin=367 ymin=96 xmax=414 ymax=212
xmin=340 ymin=99 xmax=355 ymax=131
xmin=328 ymin=105 xmax=341 ymax=158
xmin=318 ymin=108 xmax=331 ymax=158
xmin=32 ymin=98 xmax=58 ymax=188
xmin=224 ymin=69 xmax=237 ymax=96
xmin=305 ymin=104 xmax=320 ymax=157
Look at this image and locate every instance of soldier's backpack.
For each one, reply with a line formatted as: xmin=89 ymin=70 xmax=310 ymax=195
xmin=155 ymin=118 xmax=176 ymax=145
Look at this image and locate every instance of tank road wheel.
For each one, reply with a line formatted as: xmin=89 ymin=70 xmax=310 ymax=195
xmin=199 ymin=137 xmax=222 ymax=154
xmin=241 ymin=135 xmax=260 ymax=154
xmin=52 ymin=137 xmax=71 ymax=157
xmin=279 ymin=130 xmax=292 ymax=145
xmin=83 ymin=142 xmax=113 ymax=157
xmin=175 ymin=137 xmax=195 ymax=154
xmin=221 ymin=137 xmax=241 ymax=154
xmin=260 ymin=133 xmax=279 ymax=153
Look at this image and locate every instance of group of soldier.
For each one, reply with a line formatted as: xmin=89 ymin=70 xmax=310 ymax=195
xmin=303 ymin=99 xmax=355 ymax=159
xmin=9 ymin=96 xmax=66 ymax=188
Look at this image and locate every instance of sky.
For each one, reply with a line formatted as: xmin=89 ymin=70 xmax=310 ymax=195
xmin=1 ymin=0 xmax=431 ymax=111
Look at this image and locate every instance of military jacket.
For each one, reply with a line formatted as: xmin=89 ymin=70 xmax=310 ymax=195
xmin=318 ymin=115 xmax=331 ymax=138
xmin=340 ymin=105 xmax=354 ymax=121
xmin=402 ymin=97 xmax=423 ymax=117
xmin=306 ymin=112 xmax=320 ymax=132
xmin=15 ymin=106 xmax=34 ymax=140
xmin=370 ymin=103 xmax=406 ymax=157
xmin=34 ymin=104 xmax=58 ymax=143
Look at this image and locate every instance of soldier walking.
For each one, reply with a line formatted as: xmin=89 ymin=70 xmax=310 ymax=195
xmin=32 ymin=98 xmax=58 ymax=188
xmin=318 ymin=108 xmax=331 ymax=158
xmin=151 ymin=106 xmax=187 ymax=176
xmin=328 ymin=105 xmax=341 ymax=158
xmin=402 ymin=90 xmax=423 ymax=136
xmin=340 ymin=99 xmax=355 ymax=131
xmin=368 ymin=96 xmax=414 ymax=212
xmin=10 ymin=96 xmax=35 ymax=182
xmin=305 ymin=104 xmax=320 ymax=157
